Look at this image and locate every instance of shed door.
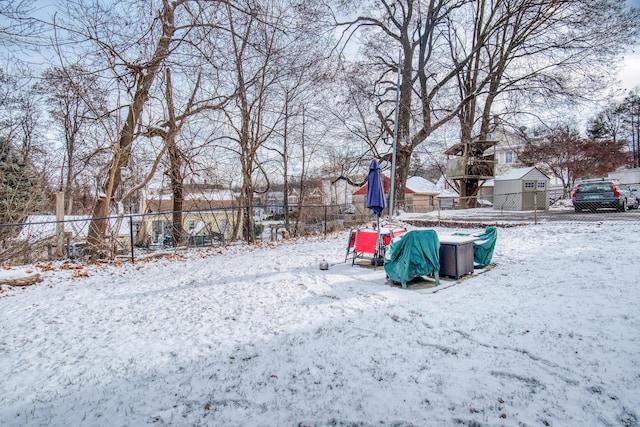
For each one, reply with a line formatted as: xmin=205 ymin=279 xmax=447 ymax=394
xmin=522 ymin=180 xmax=546 ymax=210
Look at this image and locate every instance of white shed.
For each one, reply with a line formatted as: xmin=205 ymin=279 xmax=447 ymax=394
xmin=493 ymin=167 xmax=550 ymax=211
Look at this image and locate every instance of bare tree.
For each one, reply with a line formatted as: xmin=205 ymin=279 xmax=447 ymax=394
xmin=620 ymin=91 xmax=640 ymax=168
xmin=0 ymin=67 xmax=58 ymax=213
xmin=262 ymin=27 xmax=333 ymax=234
xmin=51 ymin=0 xmax=206 ymax=257
xmin=519 ymin=126 xmax=630 ymax=193
xmin=451 ymin=0 xmax=640 ymax=207
xmin=579 ymin=89 xmax=640 ymax=175
xmin=0 ymin=0 xmax=47 ymax=47
xmin=142 ymin=67 xmax=234 ymax=246
xmin=587 ymin=102 xmax=627 ymax=143
xmin=0 ymin=137 xmax=48 ymax=238
xmin=36 ymin=66 xmax=108 ymax=214
xmin=330 ymin=0 xmax=640 ymax=211
xmin=332 ymin=0 xmax=488 ymax=211
xmin=221 ymin=0 xmax=325 ymax=242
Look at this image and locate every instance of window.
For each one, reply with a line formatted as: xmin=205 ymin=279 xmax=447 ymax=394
xmin=524 ymin=181 xmax=535 ymax=189
xmin=151 ymin=220 xmax=171 ymax=244
xmin=537 ymin=181 xmax=546 ymax=189
xmin=188 ymin=220 xmax=195 ymax=231
xmin=505 ymin=151 xmax=513 ymax=163
xmin=577 ymin=183 xmax=613 ymax=194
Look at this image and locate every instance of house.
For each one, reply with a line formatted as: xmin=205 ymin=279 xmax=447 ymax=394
xmin=405 ymin=176 xmax=441 ymax=212
xmin=352 ymin=175 xmax=441 ymax=214
xmin=141 ymin=185 xmax=240 ymax=246
xmin=608 ymin=168 xmax=640 ymax=185
xmin=262 ymin=180 xmax=330 ymax=211
xmin=298 ymin=186 xmax=327 ymax=220
xmin=12 ymin=215 xmax=131 ymax=263
xmin=287 ymin=188 xmax=300 ymax=211
xmin=487 ymin=126 xmax=527 ymax=177
xmin=265 ymin=191 xmax=285 ymax=214
xmin=443 ymin=125 xmax=562 ymax=205
xmin=490 ymin=127 xmax=571 ymax=194
xmin=304 ymin=186 xmax=325 ymax=206
xmin=493 ymin=166 xmax=550 ymax=211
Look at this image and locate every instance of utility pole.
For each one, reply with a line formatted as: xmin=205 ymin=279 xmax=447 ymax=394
xmin=389 ymin=51 xmax=401 ymax=222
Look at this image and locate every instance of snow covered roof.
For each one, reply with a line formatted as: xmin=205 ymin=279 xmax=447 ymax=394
xmin=495 ymin=166 xmax=548 ymax=181
xmin=156 ymin=190 xmax=238 ymax=201
xmin=405 ymin=176 xmax=439 ymax=194
xmin=15 ymin=215 xmax=129 ymax=243
xmin=353 ymin=176 xmax=416 ymax=195
xmin=355 ymin=176 xmax=443 ymax=196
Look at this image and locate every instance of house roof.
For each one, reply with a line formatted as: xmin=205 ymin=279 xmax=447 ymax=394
xmin=147 ymin=188 xmax=238 ymax=212
xmin=405 ymin=176 xmax=440 ymax=194
xmin=16 ymin=215 xmax=129 ymax=243
xmin=267 ymin=191 xmax=284 ymax=201
xmin=156 ymin=189 xmax=237 ymax=201
xmin=146 ymin=198 xmax=235 ymax=212
xmin=495 ymin=166 xmax=549 ymax=181
xmin=353 ymin=176 xmax=416 ymax=195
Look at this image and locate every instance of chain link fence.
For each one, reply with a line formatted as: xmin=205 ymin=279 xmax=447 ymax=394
xmin=0 ymin=204 xmax=369 ymax=266
xmin=2 ymin=187 xmax=639 ymax=267
xmin=426 ymin=185 xmax=640 ymax=228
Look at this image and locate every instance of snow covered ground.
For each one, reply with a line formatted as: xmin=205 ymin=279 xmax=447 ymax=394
xmin=1 ymin=218 xmax=639 ymax=426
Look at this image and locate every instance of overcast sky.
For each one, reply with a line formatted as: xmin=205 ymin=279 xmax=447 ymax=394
xmin=619 ymin=0 xmax=640 ymax=90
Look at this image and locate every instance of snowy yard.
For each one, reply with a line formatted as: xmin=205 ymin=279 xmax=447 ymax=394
xmin=1 ymin=220 xmax=639 ymax=426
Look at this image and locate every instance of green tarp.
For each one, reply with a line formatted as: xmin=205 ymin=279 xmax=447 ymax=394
xmin=384 ymin=230 xmax=440 ymax=288
xmin=453 ymin=226 xmax=497 ymax=268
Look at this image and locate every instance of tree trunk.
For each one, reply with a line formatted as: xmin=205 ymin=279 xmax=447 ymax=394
xmin=283 ymin=102 xmax=290 ymax=232
xmin=164 ymin=67 xmax=184 ymax=247
xmin=240 ymin=180 xmax=254 ymax=243
xmin=168 ymin=139 xmax=184 ymax=246
xmin=86 ymin=1 xmax=178 ymax=258
xmin=65 ymin=134 xmax=74 ymax=215
xmin=392 ymin=147 xmax=411 ymax=213
xmin=293 ymin=108 xmax=307 ymax=237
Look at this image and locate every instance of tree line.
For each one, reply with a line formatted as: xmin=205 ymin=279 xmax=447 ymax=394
xmin=1 ymin=0 xmax=639 ymax=255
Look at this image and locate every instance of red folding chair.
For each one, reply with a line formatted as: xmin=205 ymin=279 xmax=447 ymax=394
xmin=390 ymin=228 xmax=407 ymax=239
xmin=351 ymin=229 xmax=382 ymax=267
xmin=345 ymin=229 xmax=357 ymax=262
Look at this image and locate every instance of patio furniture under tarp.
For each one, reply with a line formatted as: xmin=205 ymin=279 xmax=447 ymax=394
xmin=384 ymin=229 xmax=440 ymax=289
xmin=453 ymin=226 xmax=497 ymax=268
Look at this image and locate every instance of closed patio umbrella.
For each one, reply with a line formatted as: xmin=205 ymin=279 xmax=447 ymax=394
xmin=366 ymin=159 xmax=386 ymax=264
